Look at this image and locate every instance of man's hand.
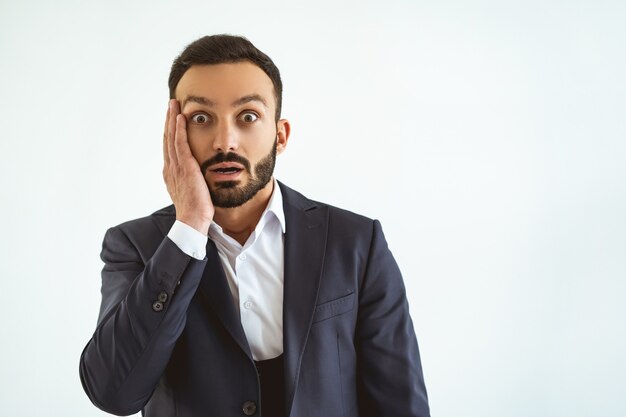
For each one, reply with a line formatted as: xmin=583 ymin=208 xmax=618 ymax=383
xmin=163 ymin=99 xmax=214 ymax=235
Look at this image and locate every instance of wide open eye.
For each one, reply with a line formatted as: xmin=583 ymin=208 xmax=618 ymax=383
xmin=191 ymin=113 xmax=210 ymax=124
xmin=239 ymin=112 xmax=259 ymax=123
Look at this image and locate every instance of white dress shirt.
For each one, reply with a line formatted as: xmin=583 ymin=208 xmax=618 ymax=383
xmin=167 ymin=179 xmax=285 ymax=361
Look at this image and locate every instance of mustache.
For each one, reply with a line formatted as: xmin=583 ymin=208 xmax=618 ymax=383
xmin=200 ymin=152 xmax=251 ymax=176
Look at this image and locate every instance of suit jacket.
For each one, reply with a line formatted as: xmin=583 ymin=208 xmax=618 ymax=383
xmin=79 ymin=182 xmax=430 ymax=417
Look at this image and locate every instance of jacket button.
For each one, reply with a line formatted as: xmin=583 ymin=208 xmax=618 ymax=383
xmin=152 ymin=301 xmax=164 ymax=312
xmin=242 ymin=400 xmax=257 ymax=415
xmin=157 ymin=291 xmax=168 ymax=303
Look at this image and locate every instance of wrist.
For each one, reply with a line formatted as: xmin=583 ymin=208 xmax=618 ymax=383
xmin=176 ymin=216 xmax=211 ymax=236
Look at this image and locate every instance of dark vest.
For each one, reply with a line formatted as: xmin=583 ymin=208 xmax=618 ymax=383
xmin=254 ymin=354 xmax=285 ymax=417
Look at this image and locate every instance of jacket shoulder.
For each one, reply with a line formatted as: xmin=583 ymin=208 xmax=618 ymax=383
xmin=320 ymin=200 xmax=374 ymax=228
xmin=110 ymin=204 xmax=175 ymax=239
xmin=279 ymin=182 xmax=377 ymax=236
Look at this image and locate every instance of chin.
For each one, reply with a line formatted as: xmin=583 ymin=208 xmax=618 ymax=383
xmin=209 ymin=177 xmax=272 ymax=209
xmin=213 ymin=180 xmax=242 ymax=190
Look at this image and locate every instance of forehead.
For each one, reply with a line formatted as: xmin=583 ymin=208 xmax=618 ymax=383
xmin=175 ymin=62 xmax=275 ymax=107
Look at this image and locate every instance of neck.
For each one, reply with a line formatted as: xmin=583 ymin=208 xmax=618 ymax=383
xmin=213 ymin=179 xmax=275 ymax=246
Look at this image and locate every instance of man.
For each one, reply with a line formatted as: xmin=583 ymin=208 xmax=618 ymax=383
xmin=79 ymin=34 xmax=430 ymax=417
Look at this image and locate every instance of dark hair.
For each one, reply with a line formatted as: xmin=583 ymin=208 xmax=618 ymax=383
xmin=168 ymin=34 xmax=283 ymax=121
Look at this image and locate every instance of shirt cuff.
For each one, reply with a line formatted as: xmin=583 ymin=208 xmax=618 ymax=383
xmin=167 ymin=220 xmax=208 ymax=260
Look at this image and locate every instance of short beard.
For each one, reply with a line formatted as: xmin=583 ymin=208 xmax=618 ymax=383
xmin=200 ymin=140 xmax=277 ymax=208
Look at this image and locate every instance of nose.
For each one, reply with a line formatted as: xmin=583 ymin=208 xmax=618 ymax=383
xmin=212 ymin=119 xmax=239 ymax=153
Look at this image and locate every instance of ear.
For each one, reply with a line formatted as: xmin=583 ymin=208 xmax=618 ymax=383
xmin=275 ymin=119 xmax=291 ymax=155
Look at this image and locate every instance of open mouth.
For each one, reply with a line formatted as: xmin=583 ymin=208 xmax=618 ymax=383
xmin=212 ymin=167 xmax=242 ymax=174
xmin=209 ymin=162 xmax=245 ymax=176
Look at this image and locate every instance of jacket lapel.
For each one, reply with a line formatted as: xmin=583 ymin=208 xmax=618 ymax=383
xmin=280 ymin=183 xmax=329 ymax=414
xmin=197 ymin=239 xmax=253 ymax=359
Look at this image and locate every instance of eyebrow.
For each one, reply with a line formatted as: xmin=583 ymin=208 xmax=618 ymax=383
xmin=182 ymin=94 xmax=268 ymax=110
xmin=232 ymin=94 xmax=268 ymax=108
xmin=182 ymin=95 xmax=214 ymax=108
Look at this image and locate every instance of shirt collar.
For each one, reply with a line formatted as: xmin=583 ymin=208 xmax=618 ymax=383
xmin=262 ymin=178 xmax=286 ymax=233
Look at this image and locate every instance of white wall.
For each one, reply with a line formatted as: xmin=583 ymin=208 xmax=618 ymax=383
xmin=1 ymin=1 xmax=625 ymax=416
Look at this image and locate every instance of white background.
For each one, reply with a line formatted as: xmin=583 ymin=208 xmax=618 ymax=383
xmin=1 ymin=0 xmax=625 ymax=416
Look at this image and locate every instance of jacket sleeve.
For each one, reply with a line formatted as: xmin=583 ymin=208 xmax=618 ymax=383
xmin=356 ymin=220 xmax=430 ymax=417
xmin=79 ymin=225 xmax=207 ymax=416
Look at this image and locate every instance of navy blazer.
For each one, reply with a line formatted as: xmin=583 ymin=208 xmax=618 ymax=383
xmin=79 ymin=183 xmax=430 ymax=417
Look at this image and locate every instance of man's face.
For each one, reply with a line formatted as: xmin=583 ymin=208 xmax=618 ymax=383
xmin=175 ymin=62 xmax=289 ymax=208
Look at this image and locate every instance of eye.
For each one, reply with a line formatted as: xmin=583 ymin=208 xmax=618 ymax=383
xmin=191 ymin=113 xmax=210 ymax=124
xmin=239 ymin=112 xmax=259 ymax=123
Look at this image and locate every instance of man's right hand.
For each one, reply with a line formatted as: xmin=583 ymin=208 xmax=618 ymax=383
xmin=163 ymin=99 xmax=214 ymax=236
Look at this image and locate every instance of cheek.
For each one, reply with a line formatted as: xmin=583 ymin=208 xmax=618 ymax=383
xmin=248 ymin=140 xmax=274 ymax=160
xmin=243 ymin=123 xmax=276 ymax=147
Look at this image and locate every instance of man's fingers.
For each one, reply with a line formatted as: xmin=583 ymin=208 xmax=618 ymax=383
xmin=167 ymin=100 xmax=179 ymax=166
xmin=163 ymin=102 xmax=171 ymax=169
xmin=174 ymin=114 xmax=194 ymax=161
